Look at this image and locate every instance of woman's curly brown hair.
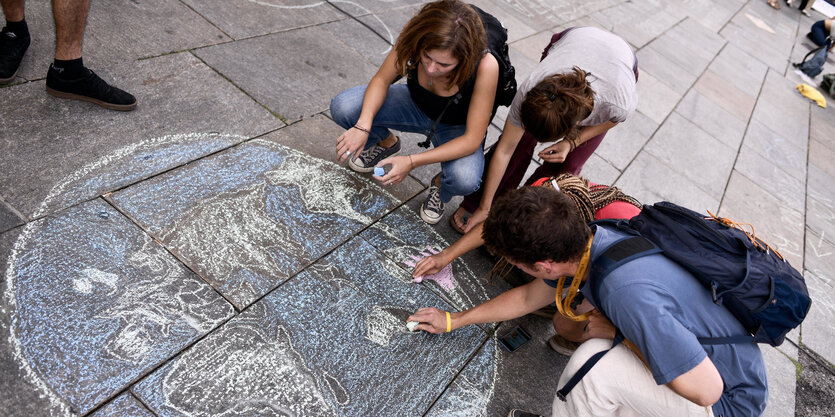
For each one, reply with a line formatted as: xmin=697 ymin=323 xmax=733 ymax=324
xmin=394 ymin=0 xmax=486 ymax=88
xmin=520 ymin=67 xmax=595 ymax=142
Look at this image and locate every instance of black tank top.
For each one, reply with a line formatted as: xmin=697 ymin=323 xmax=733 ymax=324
xmin=406 ymin=62 xmax=478 ymax=126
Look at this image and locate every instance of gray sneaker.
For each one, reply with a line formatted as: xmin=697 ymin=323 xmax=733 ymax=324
xmin=420 ymin=184 xmax=445 ymax=224
xmin=348 ymin=137 xmax=401 ymax=173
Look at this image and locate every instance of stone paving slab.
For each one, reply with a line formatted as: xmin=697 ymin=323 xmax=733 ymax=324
xmin=4 ymin=0 xmax=229 ymax=82
xmin=426 ymin=314 xmax=567 ymax=417
xmin=645 ymin=18 xmax=726 ymax=78
xmin=740 ymin=120 xmax=807 ymax=182
xmin=133 ymin=236 xmax=488 ymax=416
xmin=194 ymin=24 xmax=382 ymax=122
xmin=644 ymin=112 xmax=737 ymax=200
xmin=111 ymin=138 xmax=399 ymax=309
xmin=0 ymin=199 xmax=233 ymax=416
xmin=719 ymin=3 xmax=798 ymax=72
xmin=0 ymin=199 xmax=23 ymax=234
xmin=479 ymin=0 xmax=619 ymax=34
xmin=675 ymin=90 xmax=748 ymax=150
xmin=636 ymin=45 xmax=700 ymax=95
xmin=594 ymin=110 xmax=659 ymax=171
xmin=90 ymin=393 xmax=154 ymax=417
xmin=801 ymin=271 xmax=835 ymax=366
xmin=708 ymin=43 xmax=769 ymax=100
xmin=0 ymin=52 xmax=281 ymax=220
xmin=735 ymin=144 xmax=806 ymax=213
xmin=693 ymin=69 xmax=758 ymax=123
xmin=720 ymin=171 xmax=805 ymax=269
xmin=635 ymin=70 xmax=682 ymax=124
xmin=760 ymin=345 xmax=798 ymax=417
xmin=181 ymin=0 xmax=345 ymax=40
xmin=750 ymin=71 xmax=810 ymax=147
xmin=672 ymin=0 xmax=744 ymax=33
xmin=616 ymin=151 xmax=720 ymax=212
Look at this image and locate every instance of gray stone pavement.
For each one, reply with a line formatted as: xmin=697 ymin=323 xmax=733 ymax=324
xmin=1 ymin=0 xmax=833 ymax=415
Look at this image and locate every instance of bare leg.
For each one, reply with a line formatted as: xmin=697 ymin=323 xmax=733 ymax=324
xmin=51 ymin=0 xmax=89 ymax=60
xmin=1 ymin=0 xmax=24 ymax=22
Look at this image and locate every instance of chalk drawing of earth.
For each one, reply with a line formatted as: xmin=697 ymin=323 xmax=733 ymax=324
xmin=2 ymin=132 xmax=500 ymax=416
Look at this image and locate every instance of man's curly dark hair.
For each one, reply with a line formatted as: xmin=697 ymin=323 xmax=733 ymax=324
xmin=482 ymin=187 xmax=590 ymax=266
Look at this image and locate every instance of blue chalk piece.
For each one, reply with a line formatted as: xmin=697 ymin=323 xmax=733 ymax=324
xmin=374 ymin=167 xmax=385 ymax=177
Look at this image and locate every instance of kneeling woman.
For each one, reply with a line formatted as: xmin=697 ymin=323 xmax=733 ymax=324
xmin=331 ymin=0 xmax=498 ymax=224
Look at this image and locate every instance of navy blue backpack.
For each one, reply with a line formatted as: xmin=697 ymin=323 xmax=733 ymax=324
xmin=557 ymin=201 xmax=811 ymax=400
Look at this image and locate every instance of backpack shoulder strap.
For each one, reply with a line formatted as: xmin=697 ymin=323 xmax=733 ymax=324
xmin=556 ymin=231 xmax=660 ymax=401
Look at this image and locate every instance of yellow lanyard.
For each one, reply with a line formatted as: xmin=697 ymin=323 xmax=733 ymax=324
xmin=555 ymin=237 xmax=594 ymax=322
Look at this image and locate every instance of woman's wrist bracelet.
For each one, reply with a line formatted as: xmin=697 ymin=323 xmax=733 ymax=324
xmin=445 ymin=311 xmax=452 ymax=333
xmin=408 ymin=155 xmax=414 ymax=170
xmin=568 ymin=138 xmax=577 ymax=152
xmin=352 ymin=124 xmax=371 ymax=135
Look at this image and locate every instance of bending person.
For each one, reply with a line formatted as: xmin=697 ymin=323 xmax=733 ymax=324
xmin=451 ymin=26 xmax=637 ymax=233
xmin=413 ymin=173 xmax=641 ymax=355
xmin=409 ymin=187 xmax=766 ymax=417
xmin=330 ymin=0 xmax=498 ymax=224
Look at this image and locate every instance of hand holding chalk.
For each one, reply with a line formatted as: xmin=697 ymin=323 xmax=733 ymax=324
xmin=374 ymin=166 xmax=385 ymax=177
xmin=406 ymin=321 xmax=420 ymax=332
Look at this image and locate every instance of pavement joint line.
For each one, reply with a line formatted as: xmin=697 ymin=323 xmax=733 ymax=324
xmin=100 ymin=195 xmax=241 ymax=311
xmin=326 ymin=0 xmax=396 ymax=46
xmin=188 ymin=50 xmax=289 ymax=123
xmin=716 ymin=66 xmax=781 ymax=212
xmin=421 ymin=333 xmax=494 ymax=417
xmin=175 ymin=0 xmax=234 ymax=41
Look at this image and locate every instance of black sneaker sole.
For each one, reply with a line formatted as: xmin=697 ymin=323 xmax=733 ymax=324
xmin=46 ymin=85 xmax=137 ymax=111
xmin=0 ymin=68 xmax=19 ymax=84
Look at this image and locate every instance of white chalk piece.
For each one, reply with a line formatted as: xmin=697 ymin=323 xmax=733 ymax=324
xmin=406 ymin=321 xmax=420 ymax=332
xmin=374 ymin=166 xmax=385 ymax=177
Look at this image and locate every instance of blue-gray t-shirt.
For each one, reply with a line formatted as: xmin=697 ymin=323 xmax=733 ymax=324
xmin=581 ymin=226 xmax=768 ymax=417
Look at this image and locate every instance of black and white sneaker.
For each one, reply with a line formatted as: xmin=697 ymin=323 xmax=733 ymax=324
xmin=348 ymin=137 xmax=401 ymax=173
xmin=420 ymin=184 xmax=444 ymax=224
xmin=0 ymin=27 xmax=30 ymax=84
xmin=46 ymin=65 xmax=137 ymax=111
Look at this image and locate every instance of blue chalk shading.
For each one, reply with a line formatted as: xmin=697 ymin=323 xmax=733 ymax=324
xmin=134 ymin=237 xmax=491 ymax=416
xmin=111 ymin=139 xmax=399 ymax=309
xmin=40 ymin=133 xmax=243 ymax=217
xmin=361 ymin=206 xmax=505 ymax=312
xmin=374 ymin=166 xmax=385 ymax=177
xmin=90 ymin=392 xmax=155 ymax=417
xmin=10 ymin=199 xmax=233 ymax=414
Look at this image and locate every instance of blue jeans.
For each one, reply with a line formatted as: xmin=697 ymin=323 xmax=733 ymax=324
xmin=808 ymin=20 xmax=831 ymax=48
xmin=330 ymin=84 xmax=484 ymax=203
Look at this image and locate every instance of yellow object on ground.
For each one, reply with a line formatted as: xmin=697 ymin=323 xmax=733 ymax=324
xmin=797 ymin=83 xmax=827 ymax=108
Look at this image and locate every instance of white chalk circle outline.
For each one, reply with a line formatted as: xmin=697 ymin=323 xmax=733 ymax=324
xmin=3 ymin=132 xmax=500 ymax=416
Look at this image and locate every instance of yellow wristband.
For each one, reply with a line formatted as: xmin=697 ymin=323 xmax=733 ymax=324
xmin=445 ymin=311 xmax=452 ymax=333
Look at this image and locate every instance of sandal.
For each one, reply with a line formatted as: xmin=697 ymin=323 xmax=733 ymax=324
xmin=768 ymin=0 xmax=781 ymax=9
xmin=449 ymin=210 xmax=467 ymax=234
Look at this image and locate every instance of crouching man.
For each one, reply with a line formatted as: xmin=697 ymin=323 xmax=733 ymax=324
xmin=408 ymin=187 xmax=767 ymax=417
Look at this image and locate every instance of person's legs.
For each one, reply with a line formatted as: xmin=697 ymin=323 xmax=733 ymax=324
xmin=418 ymin=122 xmax=481 ymax=224
xmin=809 ymin=20 xmax=829 ymax=47
xmin=44 ymin=0 xmax=136 ymax=110
xmin=51 ymin=0 xmax=88 ymax=61
xmin=330 ymin=84 xmax=431 ymax=147
xmin=458 ymin=130 xmax=538 ymax=214
xmin=1 ymin=0 xmax=24 ymax=21
xmin=0 ymin=0 xmax=29 ymax=84
xmin=551 ymin=339 xmax=714 ymax=417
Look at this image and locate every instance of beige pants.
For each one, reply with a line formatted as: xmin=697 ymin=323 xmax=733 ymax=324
xmin=552 ymin=338 xmax=715 ymax=417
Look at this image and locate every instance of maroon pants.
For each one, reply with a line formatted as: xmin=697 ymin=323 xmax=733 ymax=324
xmin=460 ymin=30 xmax=639 ymax=213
